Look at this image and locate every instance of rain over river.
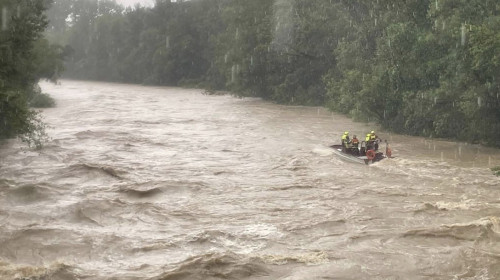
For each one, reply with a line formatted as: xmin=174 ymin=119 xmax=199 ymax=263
xmin=1 ymin=80 xmax=500 ymax=279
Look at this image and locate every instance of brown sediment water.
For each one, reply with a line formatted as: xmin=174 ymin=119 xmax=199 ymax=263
xmin=1 ymin=80 xmax=499 ymax=279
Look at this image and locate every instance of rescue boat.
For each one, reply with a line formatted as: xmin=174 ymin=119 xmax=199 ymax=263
xmin=329 ymin=141 xmax=392 ymax=165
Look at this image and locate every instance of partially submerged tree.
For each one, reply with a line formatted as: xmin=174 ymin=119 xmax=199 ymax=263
xmin=0 ymin=0 xmax=63 ymax=148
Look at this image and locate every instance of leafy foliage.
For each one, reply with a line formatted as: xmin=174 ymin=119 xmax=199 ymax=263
xmin=29 ymin=85 xmax=56 ymax=108
xmin=0 ymin=0 xmax=61 ymax=148
xmin=492 ymin=166 xmax=500 ymax=176
xmin=46 ymin=0 xmax=500 ymax=147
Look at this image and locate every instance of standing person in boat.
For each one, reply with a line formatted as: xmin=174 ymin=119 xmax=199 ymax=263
xmin=370 ymin=130 xmax=380 ymax=151
xmin=365 ymin=132 xmax=373 ymax=151
xmin=341 ymin=131 xmax=351 ymax=152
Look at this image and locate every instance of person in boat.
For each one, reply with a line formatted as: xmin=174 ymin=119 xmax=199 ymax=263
xmin=350 ymin=135 xmax=360 ymax=155
xmin=365 ymin=132 xmax=373 ymax=151
xmin=351 ymin=135 xmax=359 ymax=148
xmin=370 ymin=130 xmax=380 ymax=151
xmin=341 ymin=131 xmax=351 ymax=152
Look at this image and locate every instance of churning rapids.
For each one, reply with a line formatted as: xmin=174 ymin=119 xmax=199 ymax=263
xmin=1 ymin=80 xmax=500 ymax=280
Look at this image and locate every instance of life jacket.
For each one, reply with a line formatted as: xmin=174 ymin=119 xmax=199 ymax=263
xmin=370 ymin=133 xmax=377 ymax=140
xmin=365 ymin=133 xmax=371 ymax=142
xmin=351 ymin=138 xmax=359 ymax=147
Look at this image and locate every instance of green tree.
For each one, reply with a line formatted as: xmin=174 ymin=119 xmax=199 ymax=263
xmin=0 ymin=0 xmax=61 ymax=147
xmin=44 ymin=0 xmax=500 ymax=147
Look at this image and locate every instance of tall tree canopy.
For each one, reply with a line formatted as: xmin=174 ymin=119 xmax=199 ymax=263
xmin=48 ymin=0 xmax=500 ymax=147
xmin=0 ymin=0 xmax=63 ymax=147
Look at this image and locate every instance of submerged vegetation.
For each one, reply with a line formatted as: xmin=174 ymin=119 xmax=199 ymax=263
xmin=39 ymin=0 xmax=500 ymax=148
xmin=29 ymin=85 xmax=56 ymax=108
xmin=492 ymin=166 xmax=500 ymax=176
xmin=0 ymin=0 xmax=62 ymax=148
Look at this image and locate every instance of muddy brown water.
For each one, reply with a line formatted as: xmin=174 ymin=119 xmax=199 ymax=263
xmin=1 ymin=80 xmax=500 ymax=279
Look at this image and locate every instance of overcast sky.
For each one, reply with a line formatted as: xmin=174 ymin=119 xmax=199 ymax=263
xmin=115 ymin=0 xmax=154 ymax=8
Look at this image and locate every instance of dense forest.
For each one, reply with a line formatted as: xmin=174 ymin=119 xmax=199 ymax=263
xmin=12 ymin=0 xmax=500 ymax=147
xmin=0 ymin=0 xmax=64 ymax=147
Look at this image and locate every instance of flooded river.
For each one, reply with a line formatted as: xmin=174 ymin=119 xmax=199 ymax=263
xmin=1 ymin=80 xmax=500 ymax=279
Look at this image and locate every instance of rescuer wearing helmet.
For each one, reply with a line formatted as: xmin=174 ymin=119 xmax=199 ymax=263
xmin=341 ymin=131 xmax=351 ymax=152
xmin=365 ymin=132 xmax=373 ymax=151
xmin=370 ymin=130 xmax=380 ymax=150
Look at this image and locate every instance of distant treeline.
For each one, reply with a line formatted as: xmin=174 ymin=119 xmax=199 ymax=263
xmin=46 ymin=0 xmax=500 ymax=147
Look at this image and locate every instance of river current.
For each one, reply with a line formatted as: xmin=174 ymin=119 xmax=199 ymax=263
xmin=1 ymin=80 xmax=500 ymax=279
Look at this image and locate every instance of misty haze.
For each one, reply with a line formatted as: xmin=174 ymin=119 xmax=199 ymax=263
xmin=1 ymin=1 xmax=500 ymax=279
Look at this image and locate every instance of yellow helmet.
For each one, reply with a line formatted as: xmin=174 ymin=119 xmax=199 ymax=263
xmin=371 ymin=130 xmax=375 ymax=134
xmin=344 ymin=131 xmax=349 ymax=134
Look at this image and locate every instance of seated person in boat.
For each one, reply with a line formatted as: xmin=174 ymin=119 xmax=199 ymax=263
xmin=350 ymin=135 xmax=360 ymax=155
